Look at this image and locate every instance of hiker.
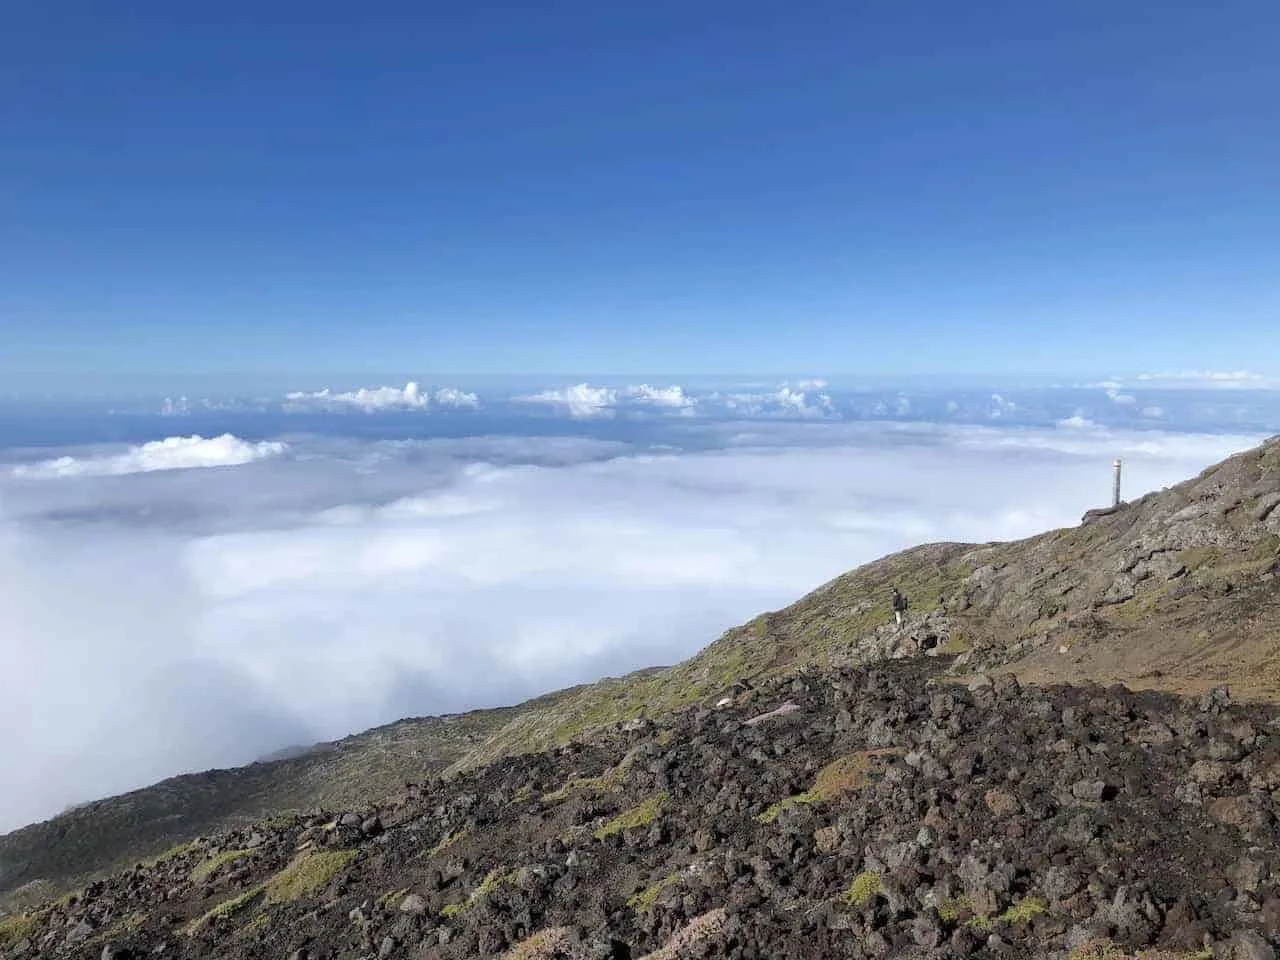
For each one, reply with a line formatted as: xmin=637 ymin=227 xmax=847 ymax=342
xmin=891 ymin=586 xmax=908 ymax=626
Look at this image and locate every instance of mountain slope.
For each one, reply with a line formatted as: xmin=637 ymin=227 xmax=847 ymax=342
xmin=4 ymin=659 xmax=1279 ymax=959
xmin=4 ymin=436 xmax=1278 ymax=914
xmin=0 ymin=692 xmax=583 ymax=913
xmin=453 ymin=435 xmax=1280 ymax=770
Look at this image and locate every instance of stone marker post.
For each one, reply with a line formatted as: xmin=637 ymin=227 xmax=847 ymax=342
xmin=1113 ymin=458 xmax=1123 ymax=507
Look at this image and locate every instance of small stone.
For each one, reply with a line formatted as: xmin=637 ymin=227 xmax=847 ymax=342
xmin=339 ymin=812 xmax=362 ymax=828
xmin=984 ymin=789 xmax=1018 ymax=816
xmin=379 ymin=936 xmax=396 ymax=959
xmin=1071 ymin=779 xmax=1108 ymax=802
xmin=361 ymin=816 xmax=383 ymax=837
xmin=1228 ymin=858 xmax=1269 ymax=893
xmin=814 ymin=826 xmax=840 ymax=854
xmin=66 ymin=921 xmax=96 ymax=945
xmin=1209 ymin=796 xmax=1257 ymax=829
xmin=398 ymin=894 xmax=427 ymax=914
xmin=1200 ymin=685 xmax=1231 ymax=713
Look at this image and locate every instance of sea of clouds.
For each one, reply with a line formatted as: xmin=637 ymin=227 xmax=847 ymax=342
xmin=1 ymin=376 xmax=1277 ymax=832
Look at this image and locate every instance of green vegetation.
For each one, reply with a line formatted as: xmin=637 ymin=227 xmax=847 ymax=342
xmin=0 ymin=914 xmax=38 ymax=950
xmin=264 ymin=850 xmax=357 ymax=904
xmin=758 ymin=750 xmax=897 ymax=823
xmin=544 ymin=748 xmax=639 ymax=802
xmin=185 ymin=885 xmax=266 ymax=934
xmin=235 ymin=913 xmax=271 ymax=940
xmin=501 ymin=928 xmax=574 ymax=960
xmin=935 ymin=633 xmax=972 ymax=656
xmin=424 ymin=829 xmax=469 ymax=859
xmin=190 ymin=848 xmax=254 ymax=882
xmin=262 ymin=814 xmax=301 ymax=831
xmin=626 ymin=874 xmax=681 ymax=913
xmin=377 ymin=887 xmax=410 ymax=910
xmin=142 ymin=841 xmax=197 ymax=868
xmin=997 ymin=897 xmax=1046 ymax=924
xmin=441 ymin=868 xmax=513 ymax=918
xmin=840 ymin=871 xmax=883 ymax=908
xmin=594 ymin=793 xmax=667 ymax=840
xmin=941 ymin=895 xmax=1046 ymax=931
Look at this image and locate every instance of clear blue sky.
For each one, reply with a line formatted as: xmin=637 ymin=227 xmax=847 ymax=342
xmin=2 ymin=0 xmax=1277 ymax=383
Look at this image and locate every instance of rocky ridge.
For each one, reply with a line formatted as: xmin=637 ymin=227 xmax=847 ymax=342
xmin=3 ymin=658 xmax=1278 ymax=959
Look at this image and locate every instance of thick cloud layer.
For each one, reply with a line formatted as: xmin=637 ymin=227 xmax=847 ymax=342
xmin=0 ymin=418 xmax=1267 ymax=832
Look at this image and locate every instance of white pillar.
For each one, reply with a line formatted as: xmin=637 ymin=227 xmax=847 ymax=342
xmin=1112 ymin=458 xmax=1123 ymax=507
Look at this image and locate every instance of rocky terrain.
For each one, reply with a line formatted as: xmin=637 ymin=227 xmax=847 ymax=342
xmin=2 ymin=437 xmax=1279 ymax=957
xmin=2 ymin=659 xmax=1278 ymax=959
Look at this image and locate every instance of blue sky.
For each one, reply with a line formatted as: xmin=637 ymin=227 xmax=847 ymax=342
xmin=2 ymin=0 xmax=1278 ymax=383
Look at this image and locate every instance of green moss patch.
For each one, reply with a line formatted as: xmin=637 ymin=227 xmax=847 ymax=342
xmin=758 ymin=750 xmax=898 ymax=823
xmin=184 ymin=885 xmax=266 ymax=935
xmin=441 ymin=868 xmax=514 ymax=918
xmin=190 ymin=848 xmax=254 ymax=883
xmin=626 ymin=874 xmax=681 ymax=913
xmin=264 ymin=850 xmax=357 ymax=904
xmin=840 ymin=871 xmax=883 ymax=908
xmin=0 ymin=914 xmax=38 ymax=950
xmin=594 ymin=793 xmax=667 ymax=840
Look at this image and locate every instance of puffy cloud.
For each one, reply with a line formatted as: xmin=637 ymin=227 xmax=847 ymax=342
xmin=1106 ymin=389 xmax=1138 ymax=406
xmin=624 ymin=384 xmax=695 ymax=409
xmin=988 ymin=394 xmax=1017 ymax=418
xmin=285 ymin=382 xmax=430 ymax=411
xmin=1056 ymin=414 xmax=1100 ymax=430
xmin=432 ymin=387 xmax=480 ymax=409
xmin=161 ymin=396 xmax=190 ymax=417
xmin=1142 ymin=406 xmax=1166 ymax=419
xmin=517 ymin=383 xmax=619 ymax=418
xmin=718 ymin=385 xmax=833 ymax=418
xmin=0 ymin=419 xmax=1265 ymax=831
xmin=10 ymin=434 xmax=286 ymax=479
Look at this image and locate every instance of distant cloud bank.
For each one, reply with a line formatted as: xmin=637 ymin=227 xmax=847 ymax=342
xmin=10 ymin=434 xmax=287 ymax=479
xmin=1086 ymin=371 xmax=1279 ymax=391
xmin=284 ymin=382 xmax=479 ymax=412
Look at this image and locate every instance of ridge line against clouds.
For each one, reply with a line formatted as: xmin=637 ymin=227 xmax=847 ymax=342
xmin=0 ymin=412 xmax=1272 ymax=831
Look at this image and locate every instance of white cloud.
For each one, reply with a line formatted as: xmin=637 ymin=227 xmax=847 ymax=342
xmin=285 ymin=382 xmax=430 ymax=411
xmin=1142 ymin=406 xmax=1166 ymax=419
xmin=161 ymin=396 xmax=190 ymax=417
xmin=793 ymin=378 xmax=828 ymax=391
xmin=10 ymin=434 xmax=286 ymax=479
xmin=988 ymin=394 xmax=1017 ymax=418
xmin=1106 ymin=389 xmax=1137 ymax=406
xmin=432 ymin=387 xmax=480 ymax=409
xmin=718 ymin=385 xmax=834 ymax=418
xmin=517 ymin=383 xmax=618 ymax=418
xmin=0 ymin=421 xmax=1265 ymax=831
xmin=1132 ymin=371 xmax=1276 ymax=389
xmin=1056 ymin=414 xmax=1100 ymax=430
xmin=624 ymin=384 xmax=695 ymax=409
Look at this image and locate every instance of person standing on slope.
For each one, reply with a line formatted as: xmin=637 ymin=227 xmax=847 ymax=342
xmin=891 ymin=587 xmax=908 ymax=627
